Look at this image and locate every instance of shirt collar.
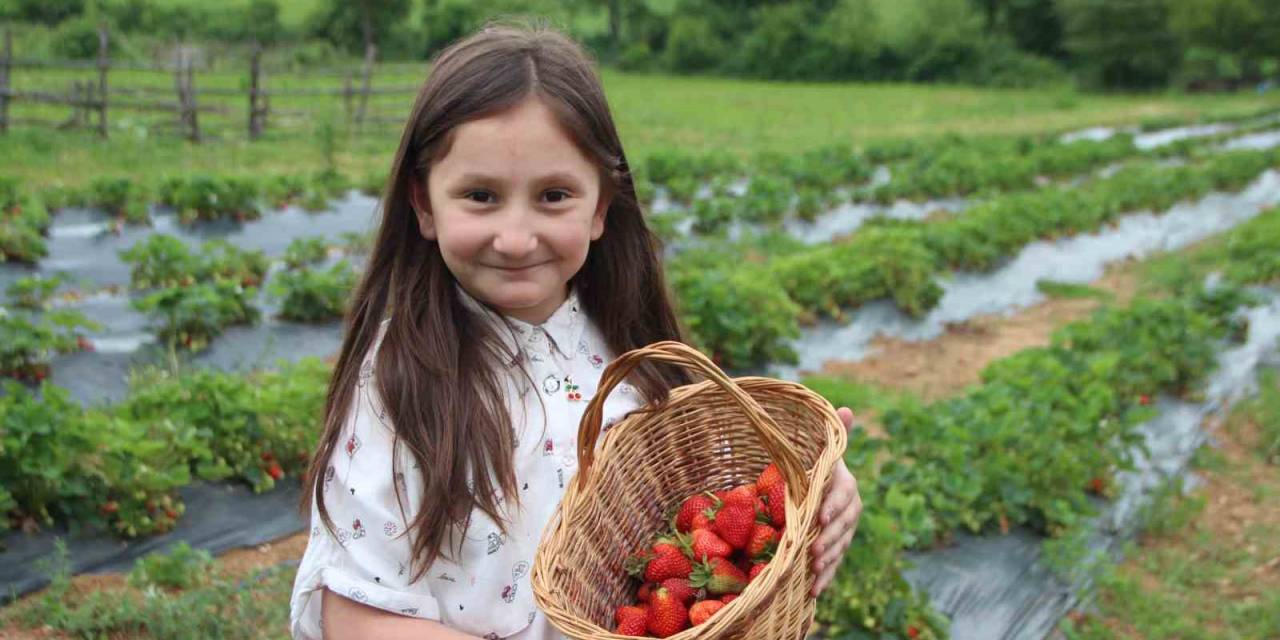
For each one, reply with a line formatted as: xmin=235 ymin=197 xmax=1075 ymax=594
xmin=453 ymin=281 xmax=587 ymax=364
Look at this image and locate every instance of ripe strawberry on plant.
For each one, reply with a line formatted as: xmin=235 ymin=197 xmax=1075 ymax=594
xmin=689 ymin=557 xmax=748 ymax=595
xmin=626 ymin=541 xmax=692 ymax=583
xmin=614 ymin=604 xmax=648 ymax=636
xmin=675 ymin=528 xmax=733 ymax=562
xmin=689 ymin=599 xmax=725 ymax=626
xmin=746 ymin=523 xmax=779 ymax=562
xmin=647 ymin=587 xmax=689 ymax=638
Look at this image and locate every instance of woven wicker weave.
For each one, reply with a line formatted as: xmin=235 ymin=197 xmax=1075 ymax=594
xmin=531 ymin=341 xmax=847 ymax=639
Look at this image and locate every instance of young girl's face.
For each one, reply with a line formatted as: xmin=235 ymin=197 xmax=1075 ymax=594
xmin=411 ymin=96 xmax=611 ymax=325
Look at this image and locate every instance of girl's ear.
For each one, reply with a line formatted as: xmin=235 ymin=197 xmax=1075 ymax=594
xmin=408 ymin=177 xmax=437 ymax=240
xmin=590 ymin=190 xmax=611 ymax=241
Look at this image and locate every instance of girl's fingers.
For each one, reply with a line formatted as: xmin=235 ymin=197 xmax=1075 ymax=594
xmin=811 ymin=551 xmax=840 ymax=597
xmin=819 ymin=527 xmax=853 ymax=571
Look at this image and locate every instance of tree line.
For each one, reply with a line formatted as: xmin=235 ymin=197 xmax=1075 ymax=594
xmin=4 ymin=0 xmax=1279 ymax=91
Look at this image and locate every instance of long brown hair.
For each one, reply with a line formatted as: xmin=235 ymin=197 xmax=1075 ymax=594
xmin=301 ymin=20 xmax=693 ymax=582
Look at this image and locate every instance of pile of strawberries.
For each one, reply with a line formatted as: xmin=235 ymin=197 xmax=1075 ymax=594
xmin=615 ymin=462 xmax=788 ymax=637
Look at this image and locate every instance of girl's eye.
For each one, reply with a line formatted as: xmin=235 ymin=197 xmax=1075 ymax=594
xmin=545 ymin=190 xmax=571 ymax=204
xmin=465 ymin=191 xmax=495 ymax=204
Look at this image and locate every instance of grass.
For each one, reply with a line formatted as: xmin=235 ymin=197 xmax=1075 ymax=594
xmin=1061 ymin=370 xmax=1280 ymax=640
xmin=3 ymin=62 xmax=1279 ymax=187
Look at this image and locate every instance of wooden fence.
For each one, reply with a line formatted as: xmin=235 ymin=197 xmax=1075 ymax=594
xmin=0 ymin=26 xmax=419 ymax=142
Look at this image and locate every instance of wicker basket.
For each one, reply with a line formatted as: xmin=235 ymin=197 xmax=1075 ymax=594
xmin=531 ymin=341 xmax=847 ymax=639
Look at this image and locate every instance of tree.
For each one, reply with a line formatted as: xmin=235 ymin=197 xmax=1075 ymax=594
xmin=1059 ymin=0 xmax=1181 ymax=89
xmin=306 ymin=0 xmax=411 ymax=55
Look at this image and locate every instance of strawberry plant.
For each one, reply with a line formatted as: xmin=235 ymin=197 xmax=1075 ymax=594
xmin=5 ymin=273 xmax=65 ymax=310
xmin=158 ymin=175 xmax=261 ymax=224
xmin=120 ymin=235 xmax=268 ymax=291
xmin=268 ymin=259 xmax=358 ymax=323
xmin=86 ymin=177 xmax=151 ymax=225
xmin=670 ymin=263 xmax=799 ymax=369
xmin=0 ymin=308 xmax=101 ymax=382
xmin=132 ymin=280 xmax=260 ymax=352
xmin=282 ymin=236 xmax=331 ymax=270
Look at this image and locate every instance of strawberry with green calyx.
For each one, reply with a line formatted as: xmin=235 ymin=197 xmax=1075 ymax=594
xmin=625 ymin=541 xmax=693 ymax=583
xmin=689 ymin=556 xmax=748 ymax=595
xmin=671 ymin=491 xmax=718 ymax=533
xmin=706 ymin=501 xmax=755 ymax=550
xmin=745 ymin=523 xmax=780 ymax=562
xmin=615 ymin=604 xmax=648 ymax=636
xmin=647 ymin=587 xmax=689 ymax=637
xmin=689 ymin=599 xmax=726 ymax=625
xmin=674 ymin=528 xmax=733 ymax=562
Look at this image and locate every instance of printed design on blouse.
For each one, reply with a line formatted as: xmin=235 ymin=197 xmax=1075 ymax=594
xmin=357 ymin=358 xmax=373 ymax=387
xmin=435 ymin=571 xmax=456 ymax=582
xmin=484 ymin=634 xmax=500 ymax=640
xmin=345 ymin=433 xmax=362 ymax=457
xmin=486 ymin=531 xmax=506 ymax=555
xmin=348 ymin=587 xmax=368 ymax=603
xmin=383 ymin=521 xmax=398 ymax=537
xmin=557 ymin=467 xmax=564 ymax=489
xmin=401 ymin=607 xmax=420 ymax=616
xmin=351 ymin=518 xmax=367 ymax=540
xmin=336 ymin=527 xmax=350 ymax=546
xmin=542 ymin=374 xmax=561 ymax=395
xmin=311 ymin=525 xmax=320 ymax=538
xmin=542 ymin=438 xmax=554 ymax=456
xmin=323 ymin=465 xmax=335 ymax=491
xmin=564 ymin=375 xmax=582 ymax=402
xmin=578 ymin=338 xmax=590 ymax=355
xmin=589 ymin=353 xmax=604 ymax=369
xmin=501 ymin=561 xmax=531 ymax=603
xmin=398 ymin=561 xmax=406 ymax=577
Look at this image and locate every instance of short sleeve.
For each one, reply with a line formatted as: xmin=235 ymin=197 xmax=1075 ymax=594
xmin=289 ymin=320 xmax=443 ymax=639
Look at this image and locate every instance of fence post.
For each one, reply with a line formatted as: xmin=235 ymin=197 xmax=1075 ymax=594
xmin=186 ymin=48 xmax=199 ymax=142
xmin=248 ymin=42 xmax=263 ymax=139
xmin=96 ymin=24 xmax=108 ymax=138
xmin=342 ymin=72 xmax=353 ymax=123
xmin=356 ymin=41 xmax=375 ymax=125
xmin=1 ymin=30 xmax=10 ymax=135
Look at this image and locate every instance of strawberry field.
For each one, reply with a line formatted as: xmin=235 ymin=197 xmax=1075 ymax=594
xmin=3 ymin=106 xmax=1280 ymax=639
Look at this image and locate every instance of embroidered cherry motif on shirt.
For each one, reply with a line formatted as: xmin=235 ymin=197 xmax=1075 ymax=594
xmin=351 ymin=518 xmax=366 ymax=539
xmin=564 ymin=375 xmax=582 ymax=402
xmin=543 ymin=438 xmax=554 ymax=456
xmin=345 ymin=433 xmax=361 ymax=457
xmin=589 ymin=353 xmax=604 ymax=369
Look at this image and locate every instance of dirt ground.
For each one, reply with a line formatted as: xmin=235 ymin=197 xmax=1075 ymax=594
xmin=820 ymin=267 xmax=1140 ymax=401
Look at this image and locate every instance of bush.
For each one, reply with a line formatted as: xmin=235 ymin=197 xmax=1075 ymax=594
xmin=1060 ymin=0 xmax=1182 ymax=90
xmin=663 ymin=15 xmax=725 ymax=73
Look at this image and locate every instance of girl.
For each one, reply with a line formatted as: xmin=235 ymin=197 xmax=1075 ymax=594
xmin=289 ymin=22 xmax=862 ymax=640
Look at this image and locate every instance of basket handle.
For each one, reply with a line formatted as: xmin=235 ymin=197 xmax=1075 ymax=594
xmin=576 ymin=340 xmax=808 ymax=502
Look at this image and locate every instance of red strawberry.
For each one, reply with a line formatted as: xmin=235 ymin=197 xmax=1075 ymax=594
xmin=636 ymin=582 xmax=654 ymax=603
xmin=100 ymin=501 xmax=119 ymax=515
xmin=756 ymin=463 xmax=783 ymax=495
xmin=689 ymin=599 xmax=725 ymax=626
xmin=1139 ymin=394 xmax=1152 ymax=406
xmin=626 ymin=542 xmax=693 ymax=583
xmin=761 ymin=481 xmax=786 ymax=528
xmin=675 ymin=492 xmax=717 ymax=533
xmin=733 ymin=554 xmax=754 ymax=576
xmin=660 ymin=577 xmax=699 ymax=604
xmin=721 ymin=593 xmax=738 ymax=604
xmin=76 ymin=336 xmax=94 ymax=352
xmin=267 ymin=463 xmax=284 ymax=480
xmin=676 ymin=528 xmax=733 ymax=562
xmin=615 ymin=604 xmax=648 ymax=636
xmin=707 ymin=502 xmax=755 ymax=550
xmin=689 ymin=557 xmax=748 ymax=595
xmin=748 ymin=562 xmax=768 ymax=581
xmin=746 ymin=523 xmax=780 ymax=562
xmin=1088 ymin=477 xmax=1105 ymax=494
xmin=721 ymin=484 xmax=758 ymax=509
xmin=647 ymin=587 xmax=689 ymax=637
xmin=907 ymin=625 xmax=920 ymax=639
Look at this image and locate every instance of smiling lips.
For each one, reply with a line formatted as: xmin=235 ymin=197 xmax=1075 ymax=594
xmin=491 ymin=262 xmax=545 ymax=272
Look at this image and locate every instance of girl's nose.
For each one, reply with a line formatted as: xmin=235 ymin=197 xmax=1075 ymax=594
xmin=491 ymin=217 xmax=538 ymax=257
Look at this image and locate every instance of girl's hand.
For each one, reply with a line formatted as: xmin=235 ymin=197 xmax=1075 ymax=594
xmin=809 ymin=407 xmax=862 ymax=597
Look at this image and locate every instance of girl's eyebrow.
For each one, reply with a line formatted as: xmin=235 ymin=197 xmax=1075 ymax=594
xmin=455 ymin=171 xmax=583 ymax=186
